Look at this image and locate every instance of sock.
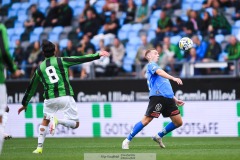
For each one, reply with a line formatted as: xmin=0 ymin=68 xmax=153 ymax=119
xmin=58 ymin=119 xmax=77 ymax=128
xmin=158 ymin=122 xmax=177 ymax=138
xmin=37 ymin=125 xmax=47 ymax=148
xmin=127 ymin=121 xmax=144 ymax=141
xmin=0 ymin=124 xmax=4 ymax=154
xmin=2 ymin=112 xmax=8 ymax=127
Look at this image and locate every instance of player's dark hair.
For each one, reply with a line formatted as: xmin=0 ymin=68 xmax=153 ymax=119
xmin=41 ymin=40 xmax=55 ymax=58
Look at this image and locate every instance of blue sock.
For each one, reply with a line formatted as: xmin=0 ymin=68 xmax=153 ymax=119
xmin=158 ymin=122 xmax=177 ymax=138
xmin=127 ymin=121 xmax=144 ymax=141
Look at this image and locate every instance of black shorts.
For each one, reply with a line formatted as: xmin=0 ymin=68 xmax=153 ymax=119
xmin=145 ymin=96 xmax=180 ymax=118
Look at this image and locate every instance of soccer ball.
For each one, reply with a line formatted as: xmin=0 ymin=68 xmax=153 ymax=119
xmin=178 ymin=37 xmax=193 ymax=51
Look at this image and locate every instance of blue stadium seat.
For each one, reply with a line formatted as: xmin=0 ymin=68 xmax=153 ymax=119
xmin=122 ymin=58 xmax=134 ymax=72
xmin=52 ymin=26 xmax=64 ymax=35
xmin=170 ymin=35 xmax=182 ymax=45
xmin=117 ymin=30 xmax=128 ymax=41
xmin=69 ymin=1 xmax=77 ymax=8
xmin=131 ymin=23 xmax=143 ymax=32
xmin=90 ymin=38 xmax=100 ymax=50
xmin=147 ymin=30 xmax=156 ymax=42
xmin=94 ymin=0 xmax=106 ymax=13
xmin=2 ymin=0 xmax=11 ymax=6
xmin=20 ymin=2 xmax=31 ymax=10
xmin=30 ymin=33 xmax=40 ymax=43
xmin=17 ymin=9 xmax=27 ymax=16
xmin=7 ymin=28 xmax=15 ymax=37
xmin=128 ymin=31 xmax=138 ymax=39
xmin=149 ymin=17 xmax=158 ymax=30
xmin=148 ymin=0 xmax=156 ymax=6
xmin=39 ymin=1 xmax=49 ymax=10
xmin=8 ymin=9 xmax=18 ymax=18
xmin=17 ymin=15 xmax=28 ymax=22
xmin=152 ymin=9 xmax=161 ymax=18
xmin=235 ymin=20 xmax=240 ymax=27
xmin=15 ymin=27 xmax=25 ymax=36
xmin=14 ymin=20 xmax=24 ymax=28
xmin=73 ymin=6 xmax=84 ymax=17
xmin=48 ymin=33 xmax=59 ymax=43
xmin=29 ymin=0 xmax=38 ymax=4
xmin=192 ymin=3 xmax=202 ymax=10
xmin=11 ymin=34 xmax=21 ymax=42
xmin=231 ymin=26 xmax=240 ymax=35
xmin=121 ymin=23 xmax=132 ymax=32
xmin=11 ymin=3 xmax=21 ymax=10
xmin=77 ymin=0 xmax=86 ymax=8
xmin=134 ymin=0 xmax=142 ymax=6
xmin=128 ymin=36 xmax=141 ymax=45
xmin=33 ymin=27 xmax=44 ymax=35
xmin=206 ymin=8 xmax=213 ymax=16
xmin=59 ymin=39 xmax=69 ymax=50
xmin=182 ymin=3 xmax=192 ymax=10
xmin=215 ymin=34 xmax=224 ymax=44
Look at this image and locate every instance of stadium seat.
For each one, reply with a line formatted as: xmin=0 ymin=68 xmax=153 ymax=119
xmin=2 ymin=0 xmax=11 ymax=6
xmin=148 ymin=0 xmax=156 ymax=6
xmin=17 ymin=9 xmax=26 ymax=16
xmin=90 ymin=38 xmax=100 ymax=50
xmin=206 ymin=8 xmax=213 ymax=16
xmin=182 ymin=3 xmax=192 ymax=10
xmin=215 ymin=34 xmax=224 ymax=44
xmin=128 ymin=36 xmax=141 ymax=45
xmin=17 ymin=15 xmax=28 ymax=22
xmin=117 ymin=30 xmax=128 ymax=41
xmin=33 ymin=27 xmax=44 ymax=35
xmin=14 ymin=20 xmax=24 ymax=28
xmin=39 ymin=1 xmax=50 ymax=10
xmin=131 ymin=23 xmax=143 ymax=32
xmin=134 ymin=0 xmax=142 ymax=6
xmin=77 ymin=0 xmax=86 ymax=8
xmin=147 ymin=30 xmax=156 ymax=42
xmin=43 ymin=27 xmax=53 ymax=34
xmin=15 ymin=27 xmax=25 ymax=36
xmin=40 ymin=33 xmax=48 ymax=42
xmin=235 ymin=20 xmax=240 ymax=27
xmin=231 ymin=26 xmax=240 ymax=35
xmin=11 ymin=3 xmax=21 ymax=10
xmin=152 ymin=9 xmax=161 ymax=18
xmin=69 ymin=1 xmax=77 ymax=9
xmin=128 ymin=31 xmax=139 ymax=38
xmin=59 ymin=32 xmax=68 ymax=40
xmin=52 ymin=26 xmax=64 ymax=35
xmin=59 ymin=39 xmax=69 ymax=50
xmin=73 ymin=6 xmax=84 ymax=17
xmin=94 ymin=0 xmax=106 ymax=13
xmin=30 ymin=33 xmax=40 ymax=43
xmin=11 ymin=34 xmax=20 ymax=42
xmin=121 ymin=23 xmax=132 ymax=32
xmin=48 ymin=33 xmax=59 ymax=43
xmin=7 ymin=28 xmax=15 ymax=37
xmin=149 ymin=17 xmax=158 ymax=30
xmin=20 ymin=2 xmax=31 ymax=10
xmin=8 ymin=9 xmax=18 ymax=18
xmin=122 ymin=57 xmax=134 ymax=72
xmin=192 ymin=3 xmax=202 ymax=11
xmin=29 ymin=0 xmax=38 ymax=4
xmin=170 ymin=35 xmax=182 ymax=45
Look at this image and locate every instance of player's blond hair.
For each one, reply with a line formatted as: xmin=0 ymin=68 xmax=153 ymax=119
xmin=145 ymin=49 xmax=157 ymax=60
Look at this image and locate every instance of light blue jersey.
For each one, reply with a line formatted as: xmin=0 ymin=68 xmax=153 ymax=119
xmin=146 ymin=62 xmax=174 ymax=98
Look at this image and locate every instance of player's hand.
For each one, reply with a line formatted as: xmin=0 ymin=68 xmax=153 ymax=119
xmin=99 ymin=50 xmax=110 ymax=57
xmin=175 ymin=99 xmax=185 ymax=106
xmin=12 ymin=70 xmax=24 ymax=78
xmin=18 ymin=106 xmax=27 ymax=115
xmin=172 ymin=77 xmax=183 ymax=85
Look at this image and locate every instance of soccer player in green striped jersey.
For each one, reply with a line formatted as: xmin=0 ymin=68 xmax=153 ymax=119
xmin=18 ymin=40 xmax=109 ymax=154
xmin=0 ymin=23 xmax=23 ymax=154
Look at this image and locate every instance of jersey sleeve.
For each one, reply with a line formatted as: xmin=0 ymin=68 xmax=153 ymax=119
xmin=62 ymin=53 xmax=100 ymax=67
xmin=21 ymin=71 xmax=40 ymax=106
xmin=0 ymin=24 xmax=17 ymax=73
xmin=148 ymin=63 xmax=161 ymax=75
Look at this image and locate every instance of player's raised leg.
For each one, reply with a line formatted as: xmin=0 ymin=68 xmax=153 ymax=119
xmin=33 ymin=118 xmax=49 ymax=154
xmin=122 ymin=116 xmax=153 ymax=149
xmin=153 ymin=114 xmax=183 ymax=148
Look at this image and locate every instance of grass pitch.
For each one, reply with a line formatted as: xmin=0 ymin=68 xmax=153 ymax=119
xmin=1 ymin=137 xmax=240 ymax=160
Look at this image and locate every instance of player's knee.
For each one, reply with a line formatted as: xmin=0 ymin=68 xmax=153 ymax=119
xmin=40 ymin=127 xmax=45 ymax=132
xmin=175 ymin=119 xmax=183 ymax=127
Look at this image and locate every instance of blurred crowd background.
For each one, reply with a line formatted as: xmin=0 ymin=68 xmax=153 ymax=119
xmin=1 ymin=0 xmax=240 ymax=79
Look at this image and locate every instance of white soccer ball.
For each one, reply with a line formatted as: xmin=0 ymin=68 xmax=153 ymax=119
xmin=178 ymin=37 xmax=193 ymax=51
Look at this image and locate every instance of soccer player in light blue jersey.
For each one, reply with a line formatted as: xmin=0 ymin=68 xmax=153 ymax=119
xmin=122 ymin=49 xmax=184 ymax=149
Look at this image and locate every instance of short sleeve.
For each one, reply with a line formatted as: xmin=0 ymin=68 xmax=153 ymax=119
xmin=148 ymin=63 xmax=161 ymax=75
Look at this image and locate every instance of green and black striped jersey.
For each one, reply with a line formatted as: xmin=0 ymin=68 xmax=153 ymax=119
xmin=0 ymin=23 xmax=17 ymax=83
xmin=22 ymin=53 xmax=100 ymax=106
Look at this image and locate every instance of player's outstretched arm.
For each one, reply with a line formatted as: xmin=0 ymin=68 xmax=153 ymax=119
xmin=156 ymin=69 xmax=183 ymax=85
xmin=62 ymin=50 xmax=110 ymax=67
xmin=173 ymin=96 xmax=185 ymax=106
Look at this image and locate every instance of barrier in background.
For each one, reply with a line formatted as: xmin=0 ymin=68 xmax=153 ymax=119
xmin=6 ymin=101 xmax=240 ymax=138
xmin=6 ymin=78 xmax=240 ymax=103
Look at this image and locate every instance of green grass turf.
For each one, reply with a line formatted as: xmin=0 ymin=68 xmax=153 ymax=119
xmin=1 ymin=137 xmax=240 ymax=160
